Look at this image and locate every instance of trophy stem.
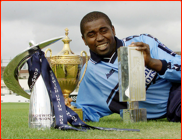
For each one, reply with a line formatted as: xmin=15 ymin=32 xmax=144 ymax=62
xmin=63 ymin=94 xmax=69 ymax=99
xmin=63 ymin=93 xmax=69 ymax=106
xmin=122 ymin=101 xmax=147 ymax=123
xmin=63 ymin=93 xmax=74 ymax=109
xmin=128 ymin=101 xmax=139 ymax=109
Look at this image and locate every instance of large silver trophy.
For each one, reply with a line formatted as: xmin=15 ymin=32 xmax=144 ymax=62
xmin=118 ymin=46 xmax=147 ymax=123
xmin=27 ymin=41 xmax=54 ymax=130
xmin=3 ymin=36 xmax=63 ymax=129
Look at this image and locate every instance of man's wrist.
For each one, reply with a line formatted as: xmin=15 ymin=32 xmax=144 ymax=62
xmin=147 ymin=59 xmax=167 ymax=75
xmin=158 ymin=60 xmax=167 ymax=75
xmin=147 ymin=58 xmax=163 ymax=72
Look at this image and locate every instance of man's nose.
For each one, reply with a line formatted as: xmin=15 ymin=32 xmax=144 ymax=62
xmin=96 ymin=33 xmax=104 ymax=41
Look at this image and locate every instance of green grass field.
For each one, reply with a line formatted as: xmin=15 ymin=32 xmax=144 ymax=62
xmin=1 ymin=103 xmax=181 ymax=139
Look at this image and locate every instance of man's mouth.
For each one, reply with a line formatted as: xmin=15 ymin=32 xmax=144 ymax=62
xmin=97 ymin=43 xmax=108 ymax=51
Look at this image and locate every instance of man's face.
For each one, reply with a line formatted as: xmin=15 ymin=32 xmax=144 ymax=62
xmin=82 ymin=18 xmax=116 ymax=57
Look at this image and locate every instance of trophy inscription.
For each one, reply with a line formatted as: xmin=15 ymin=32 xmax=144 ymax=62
xmin=45 ymin=28 xmax=88 ymax=120
xmin=118 ymin=46 xmax=147 ymax=123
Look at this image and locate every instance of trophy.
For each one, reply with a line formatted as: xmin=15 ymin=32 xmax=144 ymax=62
xmin=118 ymin=46 xmax=147 ymax=123
xmin=2 ymin=36 xmax=63 ymax=129
xmin=27 ymin=41 xmax=54 ymax=130
xmin=45 ymin=28 xmax=88 ymax=120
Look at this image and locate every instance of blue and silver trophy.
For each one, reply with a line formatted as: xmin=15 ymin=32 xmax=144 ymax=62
xmin=3 ymin=36 xmax=63 ymax=129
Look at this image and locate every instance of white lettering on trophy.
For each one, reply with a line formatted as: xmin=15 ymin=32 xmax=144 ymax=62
xmin=66 ymin=111 xmax=77 ymax=122
xmin=30 ymin=68 xmax=39 ymax=89
xmin=55 ymin=94 xmax=62 ymax=111
xmin=32 ymin=114 xmax=51 ymax=120
xmin=59 ymin=115 xmax=63 ymax=124
xmin=50 ymin=71 xmax=59 ymax=93
xmin=145 ymin=67 xmax=156 ymax=85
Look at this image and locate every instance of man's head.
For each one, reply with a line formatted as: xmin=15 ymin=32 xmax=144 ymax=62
xmin=80 ymin=11 xmax=116 ymax=57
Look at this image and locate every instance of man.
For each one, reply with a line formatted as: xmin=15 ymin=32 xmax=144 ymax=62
xmin=71 ymin=11 xmax=181 ymax=122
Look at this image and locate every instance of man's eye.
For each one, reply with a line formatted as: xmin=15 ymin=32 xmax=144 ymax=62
xmin=101 ymin=29 xmax=108 ymax=33
xmin=88 ymin=33 xmax=95 ymax=37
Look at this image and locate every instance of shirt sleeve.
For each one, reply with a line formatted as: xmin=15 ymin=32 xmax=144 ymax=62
xmin=123 ymin=34 xmax=181 ymax=83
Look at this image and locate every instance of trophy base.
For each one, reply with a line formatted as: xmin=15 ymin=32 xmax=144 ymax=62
xmin=121 ymin=108 xmax=147 ymax=123
xmin=29 ymin=122 xmax=52 ymax=130
xmin=71 ymin=107 xmax=83 ymax=121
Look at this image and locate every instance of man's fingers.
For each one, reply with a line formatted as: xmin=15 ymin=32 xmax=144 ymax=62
xmin=65 ymin=98 xmax=72 ymax=106
xmin=130 ymin=42 xmax=146 ymax=46
xmin=65 ymin=98 xmax=68 ymax=102
xmin=135 ymin=46 xmax=147 ymax=51
xmin=128 ymin=42 xmax=135 ymax=47
xmin=68 ymin=98 xmax=72 ymax=102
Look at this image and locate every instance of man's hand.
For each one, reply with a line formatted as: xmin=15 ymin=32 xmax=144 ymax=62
xmin=129 ymin=42 xmax=162 ymax=72
xmin=65 ymin=98 xmax=73 ymax=106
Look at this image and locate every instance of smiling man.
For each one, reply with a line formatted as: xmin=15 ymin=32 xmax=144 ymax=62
xmin=71 ymin=11 xmax=181 ymax=122
xmin=81 ymin=17 xmax=116 ymax=57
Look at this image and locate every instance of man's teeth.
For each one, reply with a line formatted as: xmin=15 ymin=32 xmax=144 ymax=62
xmin=97 ymin=43 xmax=107 ymax=48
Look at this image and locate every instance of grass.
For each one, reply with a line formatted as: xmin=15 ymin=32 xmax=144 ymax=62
xmin=1 ymin=103 xmax=181 ymax=139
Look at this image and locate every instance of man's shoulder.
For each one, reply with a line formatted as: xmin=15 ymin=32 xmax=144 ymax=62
xmin=121 ymin=33 xmax=158 ymax=42
xmin=119 ymin=33 xmax=159 ymax=46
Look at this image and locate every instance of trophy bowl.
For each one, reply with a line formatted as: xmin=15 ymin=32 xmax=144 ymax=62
xmin=46 ymin=53 xmax=84 ymax=99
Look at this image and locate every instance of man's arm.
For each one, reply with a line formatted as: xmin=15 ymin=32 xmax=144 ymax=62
xmin=129 ymin=42 xmax=163 ymax=72
xmin=124 ymin=34 xmax=181 ymax=82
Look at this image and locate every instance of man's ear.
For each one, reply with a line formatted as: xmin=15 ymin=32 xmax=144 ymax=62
xmin=82 ymin=35 xmax=87 ymax=46
xmin=112 ymin=26 xmax=116 ymax=36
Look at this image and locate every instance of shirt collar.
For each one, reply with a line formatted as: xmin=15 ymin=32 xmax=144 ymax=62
xmin=90 ymin=37 xmax=124 ymax=64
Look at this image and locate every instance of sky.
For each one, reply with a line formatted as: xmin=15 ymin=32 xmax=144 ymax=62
xmin=1 ymin=1 xmax=181 ymax=66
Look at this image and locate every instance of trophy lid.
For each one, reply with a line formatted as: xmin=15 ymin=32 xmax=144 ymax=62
xmin=56 ymin=28 xmax=76 ymax=56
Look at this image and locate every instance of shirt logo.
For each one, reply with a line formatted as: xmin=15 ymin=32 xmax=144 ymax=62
xmin=106 ymin=69 xmax=115 ymax=79
xmin=145 ymin=67 xmax=157 ymax=85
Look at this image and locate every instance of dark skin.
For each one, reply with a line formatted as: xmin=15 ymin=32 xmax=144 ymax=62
xmin=82 ymin=18 xmax=116 ymax=57
xmin=65 ymin=18 xmax=163 ymax=105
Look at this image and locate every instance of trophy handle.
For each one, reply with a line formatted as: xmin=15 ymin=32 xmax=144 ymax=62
xmin=45 ymin=48 xmax=52 ymax=57
xmin=78 ymin=51 xmax=88 ymax=86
